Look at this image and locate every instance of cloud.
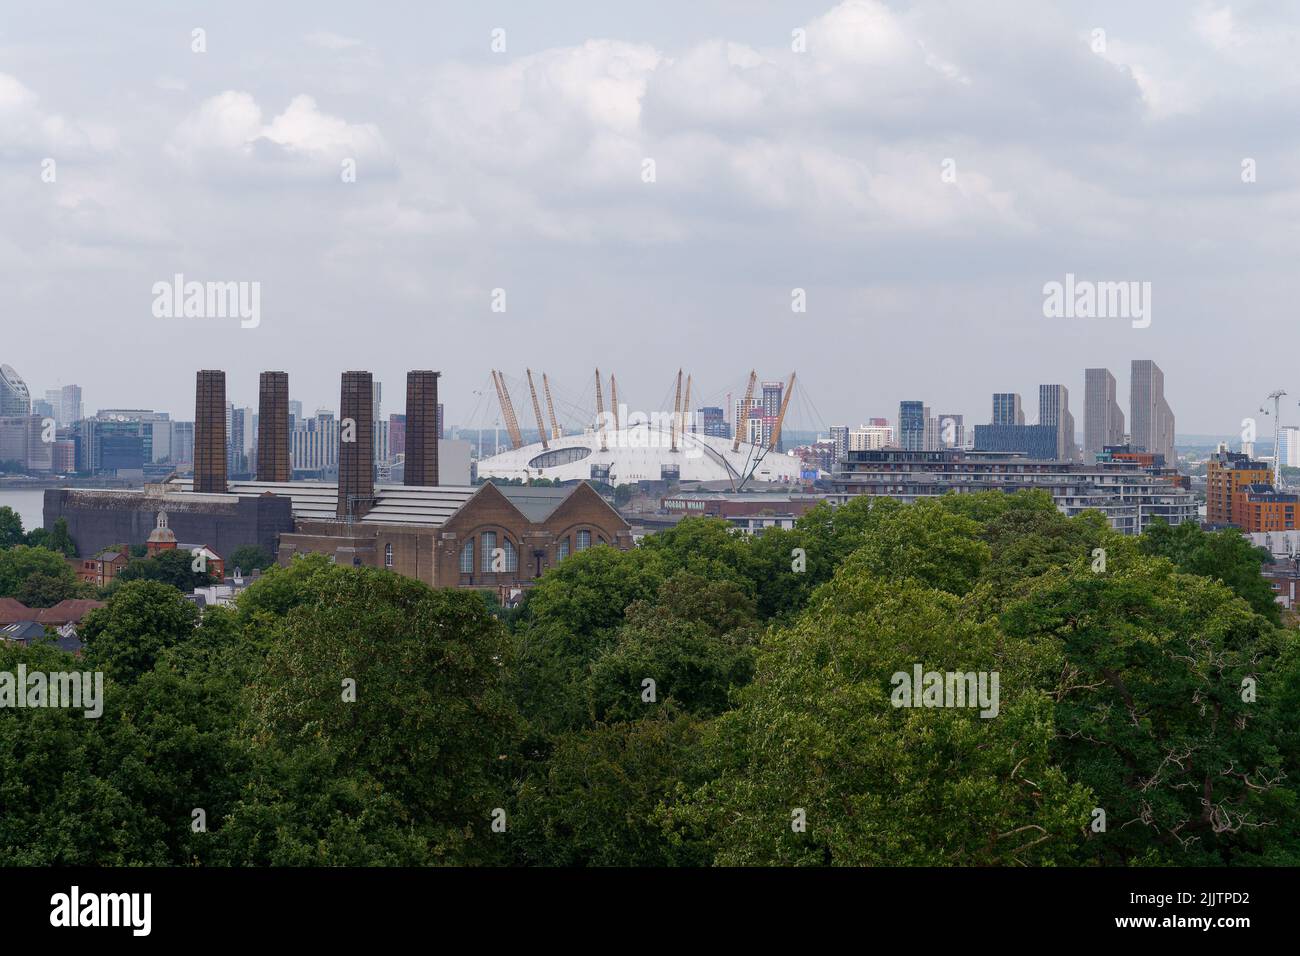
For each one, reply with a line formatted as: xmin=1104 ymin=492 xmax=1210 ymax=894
xmin=167 ymin=92 xmax=393 ymax=179
xmin=0 ymin=73 xmax=116 ymax=158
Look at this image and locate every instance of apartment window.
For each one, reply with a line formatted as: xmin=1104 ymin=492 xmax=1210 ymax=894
xmin=576 ymin=530 xmax=592 ymax=551
xmin=459 ymin=539 xmax=474 ymax=574
xmin=384 ymin=543 xmax=393 ymax=568
xmin=481 ymin=531 xmax=497 ymax=572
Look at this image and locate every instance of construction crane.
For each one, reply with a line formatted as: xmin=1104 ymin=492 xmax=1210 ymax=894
xmin=594 ymin=368 xmax=608 ymax=452
xmin=769 ymin=372 xmax=796 ymax=452
xmin=491 ymin=370 xmax=523 ymax=450
xmin=542 ymin=372 xmax=560 ymax=440
xmin=671 ymin=369 xmax=682 ymax=453
xmin=526 ymin=369 xmax=549 ymax=451
xmin=733 ymin=370 xmax=757 ymax=452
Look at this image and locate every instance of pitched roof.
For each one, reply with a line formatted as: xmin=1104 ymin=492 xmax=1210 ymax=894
xmin=35 ymin=600 xmax=106 ymax=625
xmin=497 ymin=486 xmax=574 ymax=523
xmin=0 ymin=598 xmax=33 ymax=624
xmin=1 ymin=620 xmax=46 ymax=642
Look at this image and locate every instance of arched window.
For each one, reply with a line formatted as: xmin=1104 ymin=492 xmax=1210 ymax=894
xmin=384 ymin=543 xmax=394 ymax=568
xmin=557 ymin=537 xmax=570 ymax=561
xmin=576 ymin=530 xmax=592 ymax=551
xmin=459 ymin=539 xmax=474 ymax=574
xmin=502 ymin=537 xmax=518 ymax=572
xmin=480 ymin=531 xmax=497 ymax=572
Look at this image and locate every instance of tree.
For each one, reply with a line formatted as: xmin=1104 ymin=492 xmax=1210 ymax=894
xmin=1140 ymin=519 xmax=1281 ymax=624
xmin=79 ymin=580 xmax=201 ymax=683
xmin=1002 ymin=551 xmax=1295 ymax=865
xmin=0 ymin=506 xmax=23 ymax=550
xmin=840 ymin=498 xmax=989 ymax=596
xmin=587 ymin=573 xmax=758 ymax=723
xmin=663 ymin=572 xmax=1091 ymax=865
xmin=24 ymin=517 xmax=76 ymax=557
xmin=0 ymin=545 xmax=78 ymax=599
xmin=14 ymin=571 xmax=84 ymax=608
xmin=228 ymin=545 xmax=273 ymax=573
xmin=214 ymin=563 xmax=520 ymax=865
xmin=116 ymin=549 xmax=218 ymax=592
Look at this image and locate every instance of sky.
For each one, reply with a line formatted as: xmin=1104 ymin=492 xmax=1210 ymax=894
xmin=3 ymin=0 xmax=1299 ymax=437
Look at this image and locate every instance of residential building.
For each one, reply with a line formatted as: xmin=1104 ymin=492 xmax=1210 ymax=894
xmin=1131 ymin=359 xmax=1176 ymax=465
xmin=1084 ymin=368 xmax=1125 ymax=459
xmin=991 ymin=393 xmax=1025 ymax=426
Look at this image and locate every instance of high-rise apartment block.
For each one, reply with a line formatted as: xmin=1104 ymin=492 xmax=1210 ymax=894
xmin=1130 ymin=360 xmax=1175 ymax=465
xmin=1084 ymin=368 xmax=1125 ymax=460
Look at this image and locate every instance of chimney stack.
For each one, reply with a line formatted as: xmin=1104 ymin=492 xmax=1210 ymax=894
xmin=404 ymin=370 xmax=441 ymax=487
xmin=337 ymin=371 xmax=375 ymax=518
xmin=257 ymin=371 xmax=290 ymax=482
xmin=194 ymin=370 xmax=227 ymax=494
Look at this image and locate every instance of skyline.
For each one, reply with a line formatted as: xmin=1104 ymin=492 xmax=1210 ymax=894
xmin=5 ymin=1 xmax=1300 ymax=433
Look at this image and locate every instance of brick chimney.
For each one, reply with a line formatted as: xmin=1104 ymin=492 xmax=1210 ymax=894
xmin=257 ymin=371 xmax=290 ymax=482
xmin=404 ymin=370 xmax=440 ymax=487
xmin=337 ymin=371 xmax=374 ymax=518
xmin=194 ymin=370 xmax=227 ymax=494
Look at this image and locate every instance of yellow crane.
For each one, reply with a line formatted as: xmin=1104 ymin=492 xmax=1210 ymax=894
xmin=526 ymin=369 xmax=549 ymax=451
xmin=683 ymin=374 xmax=692 ymax=436
xmin=594 ymin=368 xmax=608 ymax=452
xmin=542 ymin=372 xmax=561 ymax=440
xmin=610 ymin=374 xmax=620 ymax=431
xmin=671 ymin=369 xmax=682 ymax=453
xmin=492 ymin=370 xmax=524 ymax=450
xmin=733 ymin=370 xmax=757 ymax=452
xmin=769 ymin=372 xmax=796 ymax=452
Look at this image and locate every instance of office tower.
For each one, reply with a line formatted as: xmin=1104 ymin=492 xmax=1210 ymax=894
xmin=32 ymin=398 xmax=54 ymax=420
xmin=991 ymin=392 xmax=1025 ymax=426
xmin=43 ymin=389 xmax=63 ymax=422
xmin=1084 ymin=368 xmax=1125 ymax=460
xmin=1131 ymin=360 xmax=1176 ymax=465
xmin=438 ymin=402 xmax=446 ymax=440
xmin=338 ymin=371 xmax=375 ymax=518
xmin=404 ymin=370 xmax=440 ymax=487
xmin=924 ymin=411 xmax=940 ymax=451
xmin=0 ymin=365 xmax=31 ymax=416
xmin=257 ymin=371 xmax=290 ymax=482
xmin=899 ymin=401 xmax=926 ymax=452
xmin=58 ymin=385 xmax=83 ymax=426
xmin=194 ymin=370 xmax=227 ymax=494
xmin=937 ymin=414 xmax=964 ymax=449
xmin=1039 ymin=384 xmax=1076 ymax=461
xmin=699 ymin=406 xmax=726 ymax=438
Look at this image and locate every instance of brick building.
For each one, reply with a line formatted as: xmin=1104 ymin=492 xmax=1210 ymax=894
xmin=277 ymin=480 xmax=631 ymax=589
xmin=1207 ymin=449 xmax=1272 ymax=526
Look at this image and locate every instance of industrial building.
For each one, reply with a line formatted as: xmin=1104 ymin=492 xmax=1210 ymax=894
xmin=44 ymin=368 xmax=633 ymax=593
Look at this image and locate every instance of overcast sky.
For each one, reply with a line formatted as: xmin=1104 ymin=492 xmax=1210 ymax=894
xmin=3 ymin=0 xmax=1298 ymax=436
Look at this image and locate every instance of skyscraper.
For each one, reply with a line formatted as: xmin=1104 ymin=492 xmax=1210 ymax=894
xmin=1084 ymin=368 xmax=1125 ymax=460
xmin=1130 ymin=360 xmax=1176 ymax=465
xmin=991 ymin=393 xmax=1025 ymax=426
xmin=59 ymin=385 xmax=83 ymax=426
xmin=1039 ymin=384 xmax=1077 ymax=461
xmin=0 ymin=365 xmax=32 ymax=416
xmin=899 ymin=401 xmax=926 ymax=452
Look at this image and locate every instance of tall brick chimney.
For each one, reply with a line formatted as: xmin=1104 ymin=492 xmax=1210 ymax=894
xmin=404 ymin=370 xmax=440 ymax=487
xmin=337 ymin=370 xmax=374 ymax=518
xmin=257 ymin=371 xmax=290 ymax=482
xmin=194 ymin=370 xmax=227 ymax=494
